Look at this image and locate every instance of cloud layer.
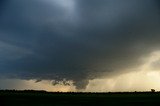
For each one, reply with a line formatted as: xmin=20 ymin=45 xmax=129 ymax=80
xmin=0 ymin=0 xmax=160 ymax=89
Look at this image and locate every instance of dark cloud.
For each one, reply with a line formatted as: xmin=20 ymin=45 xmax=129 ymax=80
xmin=52 ymin=79 xmax=71 ymax=86
xmin=35 ymin=79 xmax=42 ymax=83
xmin=0 ymin=0 xmax=160 ymax=89
xmin=0 ymin=0 xmax=7 ymax=14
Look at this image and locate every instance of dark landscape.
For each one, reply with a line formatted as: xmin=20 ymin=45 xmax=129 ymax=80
xmin=1 ymin=90 xmax=160 ymax=106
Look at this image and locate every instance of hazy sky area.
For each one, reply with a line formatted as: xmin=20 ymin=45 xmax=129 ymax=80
xmin=0 ymin=0 xmax=160 ymax=92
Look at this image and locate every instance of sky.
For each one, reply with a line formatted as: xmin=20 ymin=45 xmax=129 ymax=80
xmin=0 ymin=0 xmax=160 ymax=92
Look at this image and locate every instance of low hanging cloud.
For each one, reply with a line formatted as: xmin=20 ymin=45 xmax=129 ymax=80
xmin=0 ymin=79 xmax=76 ymax=92
xmin=0 ymin=0 xmax=160 ymax=90
xmin=52 ymin=79 xmax=72 ymax=86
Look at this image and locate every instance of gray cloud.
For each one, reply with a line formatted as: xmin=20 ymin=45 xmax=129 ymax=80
xmin=52 ymin=79 xmax=71 ymax=86
xmin=0 ymin=0 xmax=160 ymax=89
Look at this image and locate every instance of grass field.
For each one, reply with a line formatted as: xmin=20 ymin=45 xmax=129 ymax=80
xmin=1 ymin=90 xmax=160 ymax=106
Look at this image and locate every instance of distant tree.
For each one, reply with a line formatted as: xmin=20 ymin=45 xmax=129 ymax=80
xmin=151 ymin=89 xmax=155 ymax=92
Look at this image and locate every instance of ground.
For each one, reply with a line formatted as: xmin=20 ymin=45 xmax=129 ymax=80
xmin=0 ymin=90 xmax=160 ymax=106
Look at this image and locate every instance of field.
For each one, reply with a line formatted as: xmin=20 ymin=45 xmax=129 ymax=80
xmin=1 ymin=90 xmax=160 ymax=106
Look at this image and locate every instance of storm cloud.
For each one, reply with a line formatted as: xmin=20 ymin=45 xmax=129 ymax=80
xmin=0 ymin=0 xmax=160 ymax=89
